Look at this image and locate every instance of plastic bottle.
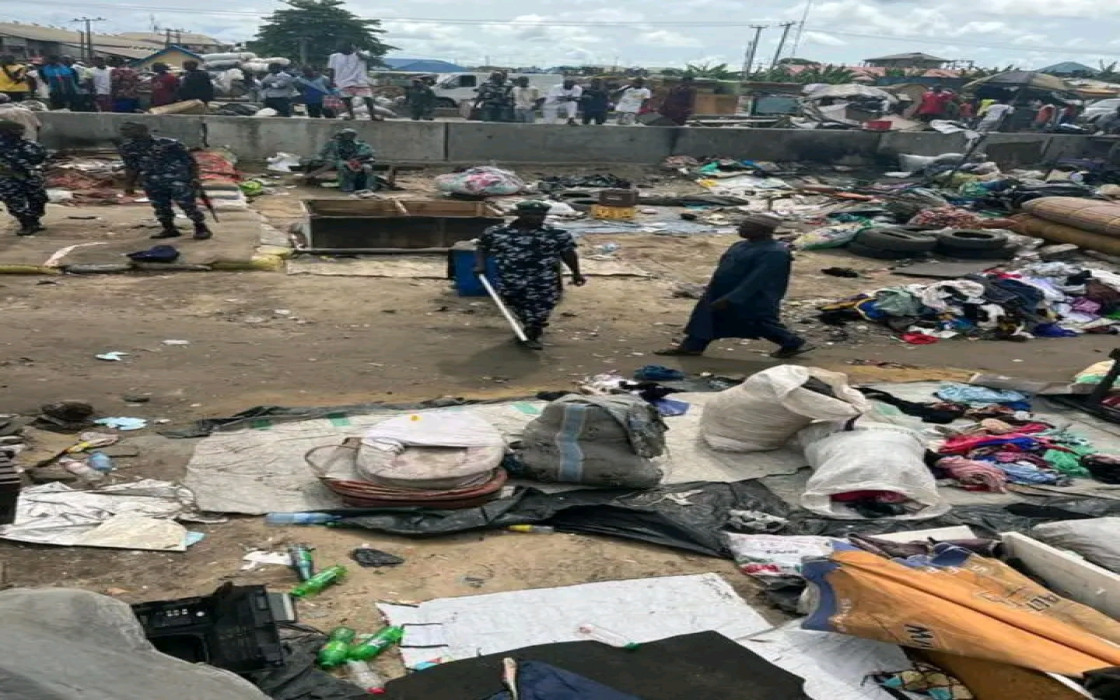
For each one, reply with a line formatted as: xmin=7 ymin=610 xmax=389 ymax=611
xmin=87 ymin=452 xmax=114 ymax=473
xmin=347 ymin=626 xmax=404 ymax=661
xmin=317 ymin=626 xmax=357 ymax=668
xmin=290 ymin=564 xmax=347 ymax=598
xmin=346 ymin=660 xmax=386 ymax=694
xmin=288 ymin=544 xmax=315 ymax=581
xmin=506 ymin=524 xmax=556 ymax=534
xmin=266 ymin=512 xmax=339 ymax=526
xmin=577 ymin=623 xmax=640 ymax=649
xmin=60 ymin=457 xmax=105 ymax=483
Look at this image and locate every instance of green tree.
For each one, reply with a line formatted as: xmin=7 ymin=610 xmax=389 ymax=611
xmin=250 ymin=0 xmax=395 ymax=66
xmin=684 ymin=62 xmax=738 ymax=80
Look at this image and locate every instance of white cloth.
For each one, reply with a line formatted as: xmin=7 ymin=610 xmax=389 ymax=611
xmin=543 ymin=85 xmax=581 ymax=121
xmin=90 ymin=66 xmax=112 ymax=95
xmin=978 ymin=103 xmax=1013 ymax=130
xmin=327 ymin=52 xmax=369 ymax=88
xmin=511 ymin=86 xmax=540 ymax=110
xmin=615 ymin=86 xmax=651 ymax=113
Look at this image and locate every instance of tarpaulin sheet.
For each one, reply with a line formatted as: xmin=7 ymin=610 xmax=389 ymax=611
xmin=181 ymin=395 xmax=806 ymax=515
xmin=377 ymin=573 xmax=771 ymax=668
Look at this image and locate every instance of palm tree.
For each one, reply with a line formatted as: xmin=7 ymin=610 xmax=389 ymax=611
xmin=684 ymin=62 xmax=738 ymax=80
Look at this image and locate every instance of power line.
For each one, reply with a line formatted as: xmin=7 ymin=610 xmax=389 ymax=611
xmin=71 ymin=16 xmax=105 ymax=62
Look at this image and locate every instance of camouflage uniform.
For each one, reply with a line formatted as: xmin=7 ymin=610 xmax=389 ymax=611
xmin=478 ymin=223 xmax=575 ymax=337
xmin=118 ymin=136 xmax=204 ymax=228
xmin=0 ymin=134 xmax=47 ymax=230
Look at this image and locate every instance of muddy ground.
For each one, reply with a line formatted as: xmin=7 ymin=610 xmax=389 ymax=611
xmin=2 ymin=166 xmax=1117 ymax=681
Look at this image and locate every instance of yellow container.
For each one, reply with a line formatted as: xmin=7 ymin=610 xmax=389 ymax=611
xmin=592 ymin=204 xmax=636 ymax=220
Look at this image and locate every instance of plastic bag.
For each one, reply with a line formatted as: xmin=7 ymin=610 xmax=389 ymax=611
xmin=700 ymin=366 xmax=869 ymax=452
xmin=518 ymin=395 xmax=665 ymax=488
xmin=793 ymin=223 xmax=862 ymax=250
xmin=1075 ymin=360 xmax=1114 ymax=385
xmin=434 ymin=166 xmax=526 ymax=197
xmin=724 ymin=533 xmax=833 ymax=582
xmin=357 ymin=411 xmax=506 ymax=487
xmin=799 ymin=420 xmax=948 ymax=520
xmin=1032 ymin=518 xmax=1120 ymax=572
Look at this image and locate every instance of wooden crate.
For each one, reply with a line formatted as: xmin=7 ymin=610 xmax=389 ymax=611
xmin=301 ymin=199 xmax=505 ymax=251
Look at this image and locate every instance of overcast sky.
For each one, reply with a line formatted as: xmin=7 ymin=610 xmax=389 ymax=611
xmin=20 ymin=0 xmax=1120 ymax=70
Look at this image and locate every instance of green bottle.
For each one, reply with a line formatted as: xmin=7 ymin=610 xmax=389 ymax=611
xmin=317 ymin=626 xmax=357 ymax=668
xmin=347 ymin=625 xmax=404 ymax=661
xmin=290 ymin=564 xmax=346 ymax=598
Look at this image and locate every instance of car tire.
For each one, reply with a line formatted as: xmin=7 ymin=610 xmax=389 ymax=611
xmin=847 ymin=240 xmax=913 ymax=260
xmin=936 ymin=243 xmax=1018 ymax=260
xmin=936 ymin=229 xmax=1008 ymax=250
xmin=854 ymin=228 xmax=938 ymax=253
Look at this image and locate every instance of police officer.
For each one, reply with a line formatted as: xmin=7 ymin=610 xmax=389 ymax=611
xmin=117 ymin=122 xmax=211 ymax=240
xmin=0 ymin=119 xmax=47 ymax=236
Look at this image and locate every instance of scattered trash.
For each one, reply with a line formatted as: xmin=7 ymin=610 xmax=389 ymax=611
xmin=633 ymin=365 xmax=686 ymax=381
xmin=289 ymin=544 xmax=316 ymax=580
xmin=350 ymin=547 xmax=405 ymax=567
xmin=507 ymin=524 xmax=556 ymax=534
xmin=347 ymin=625 xmax=403 ymax=661
xmin=241 ymin=550 xmax=292 ymax=571
xmin=93 ymin=417 xmax=148 ymax=431
xmin=821 ymin=267 xmax=860 ymax=278
xmin=161 ymin=339 xmax=191 ymax=346
xmin=96 ymin=352 xmax=128 ymax=362
xmin=317 ymin=626 xmax=356 ymax=668
xmin=290 ymin=564 xmax=347 ymax=598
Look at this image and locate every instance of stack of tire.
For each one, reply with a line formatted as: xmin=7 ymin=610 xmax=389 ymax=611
xmin=933 ymin=230 xmax=1015 ymax=260
xmin=848 ymin=227 xmax=937 ymax=260
xmin=847 ymin=227 xmax=1014 ymax=261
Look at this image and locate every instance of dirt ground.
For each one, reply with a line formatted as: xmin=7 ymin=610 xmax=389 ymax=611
xmin=2 ymin=164 xmax=1118 ymax=681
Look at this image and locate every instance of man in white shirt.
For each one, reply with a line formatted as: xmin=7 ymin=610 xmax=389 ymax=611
xmin=614 ymin=77 xmax=650 ymax=125
xmin=543 ymin=78 xmax=582 ymax=125
xmin=511 ymin=76 xmax=540 ymax=123
xmin=89 ymin=56 xmax=113 ymax=112
xmin=327 ymin=44 xmax=377 ymax=120
xmin=977 ymin=99 xmax=1013 ymax=133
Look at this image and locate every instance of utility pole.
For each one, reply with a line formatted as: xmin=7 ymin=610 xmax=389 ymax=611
xmin=769 ymin=21 xmax=796 ymax=70
xmin=789 ymin=0 xmax=814 ymax=59
xmin=71 ymin=17 xmax=106 ymax=62
xmin=742 ymin=25 xmax=765 ymax=77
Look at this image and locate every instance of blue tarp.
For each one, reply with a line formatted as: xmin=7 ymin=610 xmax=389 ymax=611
xmin=487 ymin=661 xmax=641 ymax=700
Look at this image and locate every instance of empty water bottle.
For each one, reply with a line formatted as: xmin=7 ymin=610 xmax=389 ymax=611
xmin=266 ymin=512 xmax=339 ymax=526
xmin=87 ymin=452 xmax=114 ymax=473
xmin=346 ymin=659 xmax=386 ymax=694
xmin=577 ymin=623 xmax=639 ymax=649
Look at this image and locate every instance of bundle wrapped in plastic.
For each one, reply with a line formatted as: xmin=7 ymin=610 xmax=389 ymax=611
xmin=435 ymin=166 xmax=527 ymax=197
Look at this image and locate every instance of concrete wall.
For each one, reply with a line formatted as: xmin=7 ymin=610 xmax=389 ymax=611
xmin=35 ymin=112 xmax=1095 ymax=167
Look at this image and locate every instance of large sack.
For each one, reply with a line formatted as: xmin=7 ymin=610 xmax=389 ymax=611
xmin=1011 ymin=213 xmax=1120 ymax=255
xmin=1022 ymin=197 xmax=1120 ymax=237
xmin=798 ymin=420 xmax=948 ymax=520
xmin=434 ymin=166 xmax=526 ymax=197
xmin=518 ymin=395 xmax=665 ymax=488
xmin=700 ymin=365 xmax=869 ymax=452
xmin=356 ymin=411 xmax=505 ymax=489
xmin=1032 ymin=517 xmax=1120 ymax=572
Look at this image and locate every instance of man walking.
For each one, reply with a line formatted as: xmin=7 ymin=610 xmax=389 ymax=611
xmin=614 ymin=77 xmax=650 ymax=125
xmin=475 ymin=200 xmax=586 ymax=350
xmin=89 ymin=56 xmax=113 ymax=112
xmin=405 ymin=77 xmax=436 ymax=121
xmin=511 ymin=76 xmax=539 ymax=123
xmin=656 ymin=214 xmax=809 ymax=359
xmin=178 ymin=60 xmax=215 ymax=106
xmin=118 ymin=122 xmax=211 ymax=240
xmin=580 ymin=78 xmax=610 ymax=125
xmin=543 ymin=78 xmax=582 ymax=125
xmin=260 ymin=63 xmax=295 ymax=117
xmin=327 ymin=44 xmax=376 ymax=120
xmin=0 ymin=120 xmax=48 ymax=236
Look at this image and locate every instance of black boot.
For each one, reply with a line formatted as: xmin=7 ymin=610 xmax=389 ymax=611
xmin=522 ymin=325 xmax=544 ymax=351
xmin=16 ymin=218 xmax=44 ymax=236
xmin=193 ymin=222 xmax=213 ymax=240
xmin=151 ymin=222 xmax=181 ymax=239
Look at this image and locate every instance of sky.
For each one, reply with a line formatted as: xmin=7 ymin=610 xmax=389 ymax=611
xmin=16 ymin=0 xmax=1120 ymax=71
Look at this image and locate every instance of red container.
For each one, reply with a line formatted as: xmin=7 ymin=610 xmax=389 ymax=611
xmin=864 ymin=120 xmax=892 ymax=132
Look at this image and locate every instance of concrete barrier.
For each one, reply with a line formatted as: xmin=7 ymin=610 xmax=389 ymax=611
xmin=33 ymin=112 xmax=1094 ymax=167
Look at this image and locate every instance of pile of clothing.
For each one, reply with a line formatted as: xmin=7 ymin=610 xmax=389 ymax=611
xmin=536 ymin=173 xmax=631 ymax=193
xmin=819 ymin=262 xmax=1120 ymax=342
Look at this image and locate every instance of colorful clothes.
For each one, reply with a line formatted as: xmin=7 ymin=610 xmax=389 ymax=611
xmin=150 ymin=73 xmax=180 ymax=107
xmin=478 ymin=223 xmax=576 ymax=331
xmin=110 ymin=67 xmax=140 ymax=99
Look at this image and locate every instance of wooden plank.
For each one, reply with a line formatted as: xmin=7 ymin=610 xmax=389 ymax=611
xmin=1002 ymin=532 xmax=1120 ymax=619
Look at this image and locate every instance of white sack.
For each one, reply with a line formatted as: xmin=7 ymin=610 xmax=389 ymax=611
xmin=798 ymin=421 xmax=949 ymax=520
xmin=356 ymin=410 xmax=506 ymax=485
xmin=1032 ymin=517 xmax=1120 ymax=572
xmin=700 ymin=365 xmax=869 ymax=452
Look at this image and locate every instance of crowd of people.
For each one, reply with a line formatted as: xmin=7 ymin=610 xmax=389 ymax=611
xmin=912 ymin=84 xmax=1088 ymax=133
xmin=472 ymin=71 xmax=696 ymax=126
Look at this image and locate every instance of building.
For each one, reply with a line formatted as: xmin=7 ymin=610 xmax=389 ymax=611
xmin=131 ymin=46 xmax=205 ymax=71
xmin=381 ymin=58 xmax=468 ymax=73
xmin=113 ymin=31 xmax=229 ymax=55
xmin=1040 ymin=61 xmax=1100 ymax=77
xmin=863 ymin=52 xmax=949 ymax=70
xmin=0 ymin=22 xmax=223 ymax=63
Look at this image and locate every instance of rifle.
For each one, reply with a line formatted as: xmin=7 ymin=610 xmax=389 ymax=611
xmin=195 ymin=183 xmax=219 ymax=223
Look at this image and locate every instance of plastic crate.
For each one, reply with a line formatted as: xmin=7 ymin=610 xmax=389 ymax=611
xmin=598 ymin=189 xmax=638 ymax=207
xmin=592 ymin=204 xmax=636 ymax=220
xmin=131 ymin=583 xmax=288 ymax=674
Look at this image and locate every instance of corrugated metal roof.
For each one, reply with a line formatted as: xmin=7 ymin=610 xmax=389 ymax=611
xmin=114 ymin=31 xmax=225 ymax=46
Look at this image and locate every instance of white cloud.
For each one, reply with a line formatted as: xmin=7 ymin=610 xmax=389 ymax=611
xmin=638 ymin=30 xmax=702 ymax=48
xmin=802 ymin=31 xmax=846 ymax=47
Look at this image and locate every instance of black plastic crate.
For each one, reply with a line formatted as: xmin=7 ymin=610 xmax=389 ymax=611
xmin=131 ymin=582 xmax=290 ymax=674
